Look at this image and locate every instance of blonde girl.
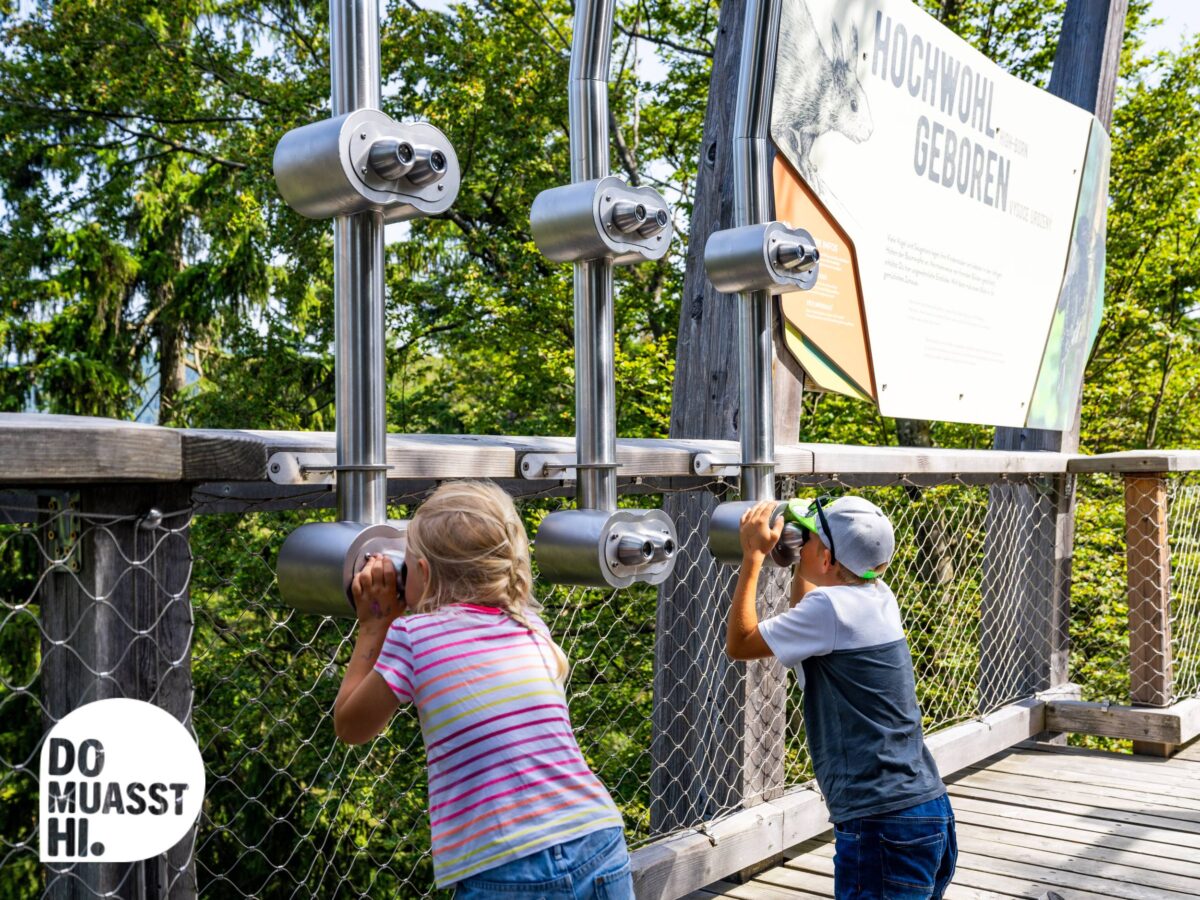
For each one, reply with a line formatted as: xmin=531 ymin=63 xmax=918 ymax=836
xmin=334 ymin=480 xmax=635 ymax=899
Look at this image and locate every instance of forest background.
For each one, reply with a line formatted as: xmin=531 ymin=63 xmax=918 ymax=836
xmin=1 ymin=0 xmax=1199 ymax=896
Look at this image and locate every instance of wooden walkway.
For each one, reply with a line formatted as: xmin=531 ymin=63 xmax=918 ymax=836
xmin=687 ymin=739 xmax=1200 ymax=899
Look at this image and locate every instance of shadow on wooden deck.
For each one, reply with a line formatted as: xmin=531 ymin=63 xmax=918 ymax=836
xmin=684 ymin=738 xmax=1200 ymax=899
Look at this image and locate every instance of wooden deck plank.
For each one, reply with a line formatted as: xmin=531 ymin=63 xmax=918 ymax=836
xmin=955 ymin=834 xmax=1200 ymax=897
xmin=1000 ymin=745 xmax=1200 ymax=786
xmin=786 ymin=842 xmax=1053 ymax=898
xmin=955 ymin=820 xmax=1200 ymax=881
xmin=947 ymin=783 xmax=1200 ymax=837
xmin=1011 ymin=742 xmax=1198 ymax=775
xmin=674 ymin=724 xmax=1200 ymax=899
xmin=970 ymin=755 xmax=1200 ymax=802
xmin=953 ymin=807 xmax=1200 ymax=869
xmin=685 ymin=880 xmax=823 ymax=900
xmin=948 ymin=793 xmax=1200 ymax=851
xmin=951 ymin=768 xmax=1200 ymax=818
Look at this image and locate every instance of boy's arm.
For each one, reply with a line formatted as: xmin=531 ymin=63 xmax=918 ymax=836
xmin=727 ymin=501 xmax=783 ymax=660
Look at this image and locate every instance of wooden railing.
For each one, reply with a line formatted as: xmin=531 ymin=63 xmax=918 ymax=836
xmin=1 ymin=413 xmax=1197 ymax=899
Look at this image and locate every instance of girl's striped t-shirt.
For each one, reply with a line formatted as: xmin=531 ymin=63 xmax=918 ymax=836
xmin=372 ymin=603 xmax=624 ymax=886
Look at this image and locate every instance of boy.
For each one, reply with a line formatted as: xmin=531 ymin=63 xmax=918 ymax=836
xmin=728 ymin=496 xmax=956 ymax=900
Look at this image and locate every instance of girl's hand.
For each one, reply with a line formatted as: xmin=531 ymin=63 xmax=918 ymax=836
xmin=352 ymin=556 xmax=403 ymax=631
xmin=740 ymin=501 xmax=784 ymax=560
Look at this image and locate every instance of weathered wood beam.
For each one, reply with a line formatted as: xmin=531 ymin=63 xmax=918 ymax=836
xmin=0 ymin=414 xmax=182 ymax=483
xmin=1070 ymin=450 xmax=1200 ymax=474
xmin=1124 ymin=473 xmax=1177 ymax=756
xmin=1044 ymin=699 xmax=1200 ymax=745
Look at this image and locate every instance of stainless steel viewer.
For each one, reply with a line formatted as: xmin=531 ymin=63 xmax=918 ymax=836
xmin=529 ymin=0 xmax=678 ymax=588
xmin=707 ymin=500 xmax=805 ymax=569
xmin=277 ymin=521 xmax=408 ymax=617
xmin=274 ymin=110 xmax=460 ymax=223
xmin=537 ymin=508 xmax=677 ymax=588
xmin=531 ymin=176 xmax=674 ymax=265
xmin=704 ymin=222 xmax=820 ymax=294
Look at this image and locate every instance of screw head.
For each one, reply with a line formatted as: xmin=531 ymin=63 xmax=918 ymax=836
xmin=270 ymin=462 xmax=281 ymax=473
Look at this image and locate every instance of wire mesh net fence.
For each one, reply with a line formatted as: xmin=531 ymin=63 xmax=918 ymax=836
xmin=1168 ymin=473 xmax=1200 ymax=701
xmin=0 ymin=468 xmax=1172 ymax=897
xmin=1069 ymin=471 xmax=1200 ymax=709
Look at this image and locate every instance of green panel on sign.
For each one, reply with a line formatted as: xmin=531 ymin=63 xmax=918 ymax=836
xmin=1026 ymin=120 xmax=1111 ymax=430
xmin=782 ymin=320 xmax=872 ymax=402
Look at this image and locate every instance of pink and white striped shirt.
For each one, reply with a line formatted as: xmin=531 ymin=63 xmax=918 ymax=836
xmin=373 ymin=603 xmax=623 ymax=886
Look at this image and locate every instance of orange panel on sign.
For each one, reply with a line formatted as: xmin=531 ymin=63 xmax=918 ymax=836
xmin=774 ymin=155 xmax=875 ymax=401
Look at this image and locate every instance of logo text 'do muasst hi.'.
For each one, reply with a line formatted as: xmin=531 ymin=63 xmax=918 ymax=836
xmin=39 ymin=699 xmax=205 ymax=862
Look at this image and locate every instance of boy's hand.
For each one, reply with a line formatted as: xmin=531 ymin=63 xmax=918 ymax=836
xmin=739 ymin=500 xmax=784 ymax=560
xmin=351 ymin=556 xmax=403 ymax=631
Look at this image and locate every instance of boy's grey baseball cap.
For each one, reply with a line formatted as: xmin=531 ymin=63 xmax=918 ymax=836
xmin=788 ymin=496 xmax=895 ymax=578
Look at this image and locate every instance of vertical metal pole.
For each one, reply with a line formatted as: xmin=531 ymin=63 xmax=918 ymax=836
xmin=570 ymin=0 xmax=617 ymax=512
xmin=331 ymin=0 xmax=387 ymax=524
xmin=733 ymin=0 xmax=781 ymax=501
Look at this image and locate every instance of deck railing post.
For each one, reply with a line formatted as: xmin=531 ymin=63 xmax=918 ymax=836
xmin=1124 ymin=473 xmax=1177 ymax=756
xmin=40 ymin=484 xmax=196 ymax=899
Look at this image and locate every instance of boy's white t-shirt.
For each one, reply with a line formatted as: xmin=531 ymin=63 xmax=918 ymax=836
xmin=757 ymin=580 xmax=906 ymax=689
xmin=756 ymin=579 xmax=946 ymax=823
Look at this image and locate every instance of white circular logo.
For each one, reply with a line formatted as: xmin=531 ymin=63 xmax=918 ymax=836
xmin=39 ymin=699 xmax=205 ymax=862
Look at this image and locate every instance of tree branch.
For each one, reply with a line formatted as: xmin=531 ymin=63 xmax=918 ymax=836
xmin=613 ymin=22 xmax=713 ymax=59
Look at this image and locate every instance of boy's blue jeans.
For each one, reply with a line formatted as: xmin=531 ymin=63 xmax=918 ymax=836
xmin=832 ymin=793 xmax=957 ymax=899
xmin=454 ymin=826 xmax=634 ymax=899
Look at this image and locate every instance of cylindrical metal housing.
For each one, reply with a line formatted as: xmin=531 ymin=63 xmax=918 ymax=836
xmin=406 ymin=144 xmax=449 ymax=186
xmin=776 ymin=241 xmax=819 ymax=272
xmin=611 ymin=199 xmax=646 ymax=234
xmin=536 ymin=508 xmax=678 ymax=587
xmin=617 ymin=535 xmax=655 ymax=565
xmin=705 ymin=222 xmax=820 ymax=294
xmin=530 ymin=177 xmax=673 ymax=265
xmin=273 ymin=111 xmax=460 ymax=223
xmin=277 ymin=521 xmax=407 ymax=616
xmin=708 ymin=500 xmax=792 ymax=566
xmin=637 ymin=206 xmax=670 ymax=238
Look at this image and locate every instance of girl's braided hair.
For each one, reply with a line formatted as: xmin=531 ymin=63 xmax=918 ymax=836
xmin=405 ymin=480 xmax=568 ymax=680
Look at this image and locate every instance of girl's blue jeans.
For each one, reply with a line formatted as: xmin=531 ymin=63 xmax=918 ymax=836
xmin=453 ymin=826 xmax=634 ymax=899
xmin=832 ymin=793 xmax=957 ymax=899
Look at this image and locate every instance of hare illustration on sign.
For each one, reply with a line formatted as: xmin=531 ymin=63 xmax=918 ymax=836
xmin=772 ymin=0 xmax=874 ymax=192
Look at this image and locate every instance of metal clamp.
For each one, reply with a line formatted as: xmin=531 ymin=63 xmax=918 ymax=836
xmin=692 ymin=452 xmax=740 ymax=477
xmin=519 ymin=454 xmax=625 ymax=480
xmin=267 ymin=452 xmax=395 ymax=485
